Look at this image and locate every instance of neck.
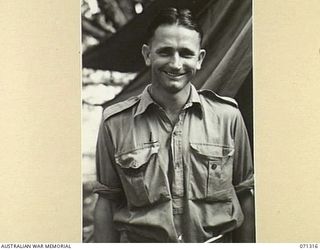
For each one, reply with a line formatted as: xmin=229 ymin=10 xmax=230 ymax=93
xmin=149 ymin=84 xmax=191 ymax=114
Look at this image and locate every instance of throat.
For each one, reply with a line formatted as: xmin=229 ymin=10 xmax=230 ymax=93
xmin=148 ymin=84 xmax=192 ymax=124
xmin=149 ymin=84 xmax=191 ymax=112
xmin=165 ymin=110 xmax=181 ymax=125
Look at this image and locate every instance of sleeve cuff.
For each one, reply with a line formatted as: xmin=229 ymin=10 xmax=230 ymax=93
xmin=234 ymin=176 xmax=254 ymax=194
xmin=93 ymin=181 xmax=124 ymax=201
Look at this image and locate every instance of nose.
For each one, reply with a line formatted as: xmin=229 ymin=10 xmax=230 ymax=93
xmin=169 ymin=52 xmax=182 ymax=70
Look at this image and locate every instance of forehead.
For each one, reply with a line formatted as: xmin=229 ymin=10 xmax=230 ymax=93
xmin=150 ymin=24 xmax=201 ymax=49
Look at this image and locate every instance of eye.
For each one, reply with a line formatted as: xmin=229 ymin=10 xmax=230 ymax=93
xmin=156 ymin=48 xmax=173 ymax=57
xmin=181 ymin=54 xmax=194 ymax=58
xmin=158 ymin=51 xmax=170 ymax=57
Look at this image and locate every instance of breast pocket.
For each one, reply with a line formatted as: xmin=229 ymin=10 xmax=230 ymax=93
xmin=189 ymin=142 xmax=234 ymax=201
xmin=115 ymin=142 xmax=170 ymax=208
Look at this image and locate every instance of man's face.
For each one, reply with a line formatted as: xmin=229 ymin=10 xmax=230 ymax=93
xmin=142 ymin=24 xmax=206 ymax=94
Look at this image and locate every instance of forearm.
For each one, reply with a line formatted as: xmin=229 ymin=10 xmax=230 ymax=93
xmin=94 ymin=196 xmax=120 ymax=242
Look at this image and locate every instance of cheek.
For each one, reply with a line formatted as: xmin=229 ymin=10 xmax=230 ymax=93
xmin=184 ymin=60 xmax=199 ymax=72
xmin=150 ymin=55 xmax=168 ymax=64
xmin=151 ymin=59 xmax=168 ymax=70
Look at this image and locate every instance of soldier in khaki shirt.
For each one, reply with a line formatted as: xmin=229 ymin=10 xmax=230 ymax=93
xmin=94 ymin=8 xmax=254 ymax=243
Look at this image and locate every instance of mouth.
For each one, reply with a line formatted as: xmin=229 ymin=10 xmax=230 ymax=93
xmin=162 ymin=71 xmax=187 ymax=78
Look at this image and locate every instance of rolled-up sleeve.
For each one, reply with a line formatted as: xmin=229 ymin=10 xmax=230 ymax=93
xmin=94 ymin=118 xmax=124 ymax=201
xmin=232 ymin=109 xmax=254 ymax=194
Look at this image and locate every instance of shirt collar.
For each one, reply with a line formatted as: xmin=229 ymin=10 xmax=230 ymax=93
xmin=184 ymin=84 xmax=202 ymax=110
xmin=134 ymin=84 xmax=203 ymax=118
xmin=134 ymin=84 xmax=155 ymax=117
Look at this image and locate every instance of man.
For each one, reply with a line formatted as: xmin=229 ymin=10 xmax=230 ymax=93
xmin=94 ymin=8 xmax=254 ymax=243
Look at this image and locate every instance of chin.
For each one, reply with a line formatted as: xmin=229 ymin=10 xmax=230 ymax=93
xmin=162 ymin=80 xmax=189 ymax=94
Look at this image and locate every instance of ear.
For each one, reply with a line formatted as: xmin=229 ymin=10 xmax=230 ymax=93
xmin=196 ymin=49 xmax=206 ymax=70
xmin=141 ymin=44 xmax=151 ymax=66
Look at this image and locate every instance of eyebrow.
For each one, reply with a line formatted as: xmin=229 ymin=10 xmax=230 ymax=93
xmin=155 ymin=47 xmax=196 ymax=55
xmin=179 ymin=48 xmax=196 ymax=55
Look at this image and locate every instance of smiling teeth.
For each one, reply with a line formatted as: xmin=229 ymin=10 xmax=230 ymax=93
xmin=166 ymin=72 xmax=185 ymax=76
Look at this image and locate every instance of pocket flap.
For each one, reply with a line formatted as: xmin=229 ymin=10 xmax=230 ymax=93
xmin=190 ymin=143 xmax=234 ymax=159
xmin=115 ymin=142 xmax=160 ymax=169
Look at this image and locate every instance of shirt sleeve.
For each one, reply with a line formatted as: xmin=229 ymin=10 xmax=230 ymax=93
xmin=232 ymin=109 xmax=254 ymax=194
xmin=93 ymin=118 xmax=124 ymax=201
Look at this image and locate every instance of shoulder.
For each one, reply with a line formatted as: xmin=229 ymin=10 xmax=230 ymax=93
xmin=102 ymin=95 xmax=141 ymax=121
xmin=198 ymin=89 xmax=238 ymax=108
xmin=198 ymin=89 xmax=240 ymax=120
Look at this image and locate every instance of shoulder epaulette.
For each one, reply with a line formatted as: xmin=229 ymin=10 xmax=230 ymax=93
xmin=103 ymin=96 xmax=141 ymax=121
xmin=198 ymin=89 xmax=238 ymax=108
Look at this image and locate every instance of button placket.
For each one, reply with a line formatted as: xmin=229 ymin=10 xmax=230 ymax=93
xmin=171 ymin=111 xmax=185 ymax=202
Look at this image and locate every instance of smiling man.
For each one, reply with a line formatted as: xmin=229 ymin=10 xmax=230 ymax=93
xmin=94 ymin=8 xmax=254 ymax=243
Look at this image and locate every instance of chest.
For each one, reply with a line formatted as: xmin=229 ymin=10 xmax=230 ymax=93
xmin=111 ymin=110 xmax=235 ymax=208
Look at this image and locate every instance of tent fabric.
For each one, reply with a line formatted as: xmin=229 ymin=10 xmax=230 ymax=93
xmin=194 ymin=0 xmax=252 ymax=96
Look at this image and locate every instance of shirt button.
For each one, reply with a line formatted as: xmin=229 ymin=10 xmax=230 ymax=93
xmin=211 ymin=163 xmax=217 ymax=170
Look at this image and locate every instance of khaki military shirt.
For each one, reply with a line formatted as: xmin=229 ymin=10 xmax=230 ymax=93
xmin=95 ymin=84 xmax=254 ymax=242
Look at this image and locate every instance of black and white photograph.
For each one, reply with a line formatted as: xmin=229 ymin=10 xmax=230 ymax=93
xmin=2 ymin=0 xmax=320 ymax=245
xmin=82 ymin=0 xmax=254 ymax=243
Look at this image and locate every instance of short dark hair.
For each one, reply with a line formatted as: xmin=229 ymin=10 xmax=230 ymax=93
xmin=146 ymin=8 xmax=203 ymax=44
